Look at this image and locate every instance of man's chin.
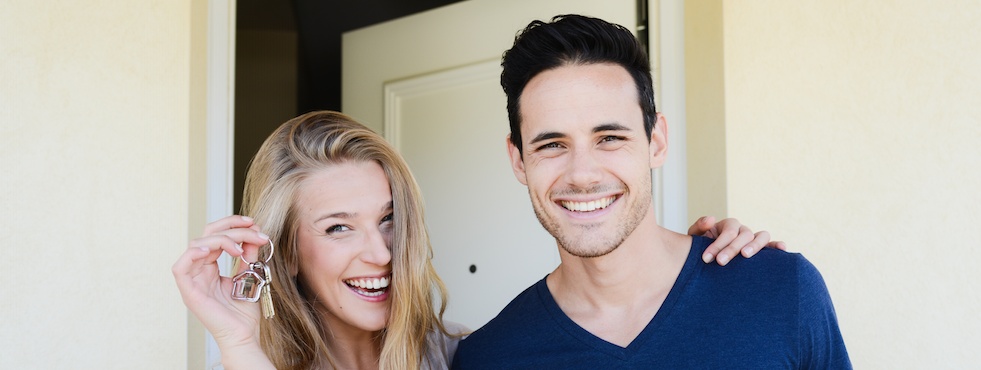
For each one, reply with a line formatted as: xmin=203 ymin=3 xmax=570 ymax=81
xmin=558 ymin=238 xmax=620 ymax=258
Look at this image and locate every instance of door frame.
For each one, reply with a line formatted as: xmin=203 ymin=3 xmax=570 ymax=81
xmin=200 ymin=0 xmax=687 ymax=362
xmin=203 ymin=0 xmax=236 ymax=367
xmin=651 ymin=0 xmax=689 ymax=232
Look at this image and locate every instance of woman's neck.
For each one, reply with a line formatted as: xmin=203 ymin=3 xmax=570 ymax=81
xmin=326 ymin=332 xmax=383 ymax=370
xmin=318 ymin=307 xmax=385 ymax=370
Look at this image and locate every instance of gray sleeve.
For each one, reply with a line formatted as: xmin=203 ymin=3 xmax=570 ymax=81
xmin=422 ymin=321 xmax=470 ymax=370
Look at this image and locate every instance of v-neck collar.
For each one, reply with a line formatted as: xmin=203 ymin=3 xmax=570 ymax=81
xmin=534 ymin=237 xmax=706 ymax=360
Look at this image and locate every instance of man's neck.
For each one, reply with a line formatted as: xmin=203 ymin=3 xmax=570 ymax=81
xmin=545 ymin=214 xmax=692 ymax=347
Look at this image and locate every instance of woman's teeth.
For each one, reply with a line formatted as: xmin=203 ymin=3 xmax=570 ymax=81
xmin=345 ymin=276 xmax=390 ymax=290
xmin=560 ymin=196 xmax=615 ymax=212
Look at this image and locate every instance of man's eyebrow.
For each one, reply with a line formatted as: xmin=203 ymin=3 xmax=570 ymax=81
xmin=528 ymin=131 xmax=567 ymax=145
xmin=593 ymin=123 xmax=631 ymax=133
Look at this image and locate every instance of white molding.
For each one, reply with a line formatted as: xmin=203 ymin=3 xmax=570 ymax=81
xmin=205 ymin=0 xmax=236 ymax=368
xmin=652 ymin=0 xmax=688 ymax=232
xmin=383 ymin=59 xmax=502 ymax=148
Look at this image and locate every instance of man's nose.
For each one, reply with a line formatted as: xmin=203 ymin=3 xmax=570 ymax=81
xmin=564 ymin=148 xmax=603 ymax=188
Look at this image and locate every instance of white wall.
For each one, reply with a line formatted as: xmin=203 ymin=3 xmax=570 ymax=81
xmin=690 ymin=0 xmax=981 ymax=367
xmin=0 ymin=1 xmax=205 ymax=368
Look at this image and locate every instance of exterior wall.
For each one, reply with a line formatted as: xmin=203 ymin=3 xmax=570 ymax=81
xmin=0 ymin=1 xmax=204 ymax=368
xmin=685 ymin=0 xmax=729 ymax=222
xmin=688 ymin=0 xmax=981 ymax=367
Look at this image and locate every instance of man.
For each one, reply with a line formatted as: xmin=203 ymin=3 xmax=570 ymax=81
xmin=451 ymin=15 xmax=850 ymax=368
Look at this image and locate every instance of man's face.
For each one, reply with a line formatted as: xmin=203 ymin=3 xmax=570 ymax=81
xmin=507 ymin=63 xmax=666 ymax=258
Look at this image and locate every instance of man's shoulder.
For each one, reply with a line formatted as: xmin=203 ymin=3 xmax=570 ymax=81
xmin=452 ymin=278 xmax=558 ymax=368
xmin=693 ymin=236 xmax=810 ymax=280
xmin=683 ymin=237 xmax=833 ymax=320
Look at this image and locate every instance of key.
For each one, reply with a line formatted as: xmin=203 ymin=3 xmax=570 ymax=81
xmin=230 ymin=262 xmax=266 ymax=303
xmin=259 ymin=261 xmax=275 ymax=319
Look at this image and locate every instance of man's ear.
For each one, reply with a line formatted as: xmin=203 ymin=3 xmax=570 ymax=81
xmin=506 ymin=134 xmax=528 ymax=185
xmin=649 ymin=113 xmax=669 ymax=168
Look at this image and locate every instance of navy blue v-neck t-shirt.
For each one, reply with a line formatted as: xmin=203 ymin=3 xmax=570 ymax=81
xmin=451 ymin=236 xmax=851 ymax=369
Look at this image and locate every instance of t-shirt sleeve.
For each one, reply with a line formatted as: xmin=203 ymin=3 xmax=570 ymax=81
xmin=796 ymin=255 xmax=852 ymax=369
xmin=423 ymin=321 xmax=470 ymax=370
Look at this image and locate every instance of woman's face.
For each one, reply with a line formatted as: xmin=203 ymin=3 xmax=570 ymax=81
xmin=295 ymin=160 xmax=394 ymax=334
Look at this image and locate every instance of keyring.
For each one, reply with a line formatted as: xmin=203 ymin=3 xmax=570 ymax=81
xmin=239 ymin=239 xmax=275 ymax=265
xmin=231 ymin=238 xmax=277 ymax=318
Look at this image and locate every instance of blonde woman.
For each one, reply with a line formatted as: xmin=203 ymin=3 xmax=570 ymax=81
xmin=173 ymin=111 xmax=780 ymax=369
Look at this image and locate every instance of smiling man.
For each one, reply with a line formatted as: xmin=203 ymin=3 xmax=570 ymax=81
xmin=451 ymin=15 xmax=851 ymax=369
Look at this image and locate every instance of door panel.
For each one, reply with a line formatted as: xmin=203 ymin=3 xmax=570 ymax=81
xmin=344 ymin=0 xmax=636 ymax=329
xmin=386 ymin=60 xmax=559 ymax=326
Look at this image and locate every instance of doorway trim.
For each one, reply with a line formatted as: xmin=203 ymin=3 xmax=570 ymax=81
xmin=204 ymin=0 xmax=236 ymax=367
xmin=650 ymin=0 xmax=688 ymax=232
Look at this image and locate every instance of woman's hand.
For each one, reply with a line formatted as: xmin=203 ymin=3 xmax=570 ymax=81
xmin=172 ymin=215 xmax=273 ymax=361
xmin=688 ymin=216 xmax=788 ymax=266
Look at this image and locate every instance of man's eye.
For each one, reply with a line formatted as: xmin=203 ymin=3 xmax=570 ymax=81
xmin=538 ymin=142 xmax=562 ymax=150
xmin=600 ymin=135 xmax=625 ymax=143
xmin=326 ymin=224 xmax=351 ymax=234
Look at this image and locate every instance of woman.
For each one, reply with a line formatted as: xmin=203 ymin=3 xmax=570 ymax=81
xmin=173 ymin=111 xmax=779 ymax=369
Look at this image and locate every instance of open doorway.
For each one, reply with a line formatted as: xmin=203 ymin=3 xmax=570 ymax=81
xmin=233 ymin=0 xmax=464 ymax=212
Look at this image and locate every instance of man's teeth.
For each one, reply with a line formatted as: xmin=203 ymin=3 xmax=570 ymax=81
xmin=345 ymin=276 xmax=391 ymax=290
xmin=561 ymin=196 xmax=615 ymax=212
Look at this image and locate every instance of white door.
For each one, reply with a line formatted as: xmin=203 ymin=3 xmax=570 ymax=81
xmin=342 ymin=0 xmax=640 ymax=330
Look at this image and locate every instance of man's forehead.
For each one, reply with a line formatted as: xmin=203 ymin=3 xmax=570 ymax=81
xmin=517 ymin=64 xmax=643 ymax=141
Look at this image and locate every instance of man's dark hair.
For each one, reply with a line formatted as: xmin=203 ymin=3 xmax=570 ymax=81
xmin=501 ymin=14 xmax=656 ymax=154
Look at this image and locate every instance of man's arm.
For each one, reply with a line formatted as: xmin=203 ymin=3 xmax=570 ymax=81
xmin=796 ymin=255 xmax=852 ymax=369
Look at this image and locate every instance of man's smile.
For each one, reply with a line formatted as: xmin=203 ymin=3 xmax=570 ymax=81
xmin=558 ymin=195 xmax=618 ymax=212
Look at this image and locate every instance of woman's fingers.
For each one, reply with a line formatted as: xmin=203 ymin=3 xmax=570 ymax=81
xmin=701 ymin=218 xmax=739 ymax=264
xmin=202 ymin=215 xmax=257 ymax=237
xmin=697 ymin=219 xmax=787 ymax=265
xmin=174 ymin=222 xmax=270 ymax=293
xmin=687 ymin=216 xmax=716 ymax=238
xmin=713 ymin=225 xmax=755 ymax=266
xmin=738 ymin=231 xmax=771 ymax=258
xmin=766 ymin=240 xmax=788 ymax=251
xmin=202 ymin=215 xmax=271 ymax=265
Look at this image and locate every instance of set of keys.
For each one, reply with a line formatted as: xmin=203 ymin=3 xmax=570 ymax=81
xmin=230 ymin=241 xmax=276 ymax=319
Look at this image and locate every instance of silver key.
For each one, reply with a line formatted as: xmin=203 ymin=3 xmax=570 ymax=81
xmin=259 ymin=262 xmax=275 ymax=319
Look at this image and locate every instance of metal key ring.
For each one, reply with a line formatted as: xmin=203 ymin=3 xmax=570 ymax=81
xmin=239 ymin=239 xmax=275 ymax=265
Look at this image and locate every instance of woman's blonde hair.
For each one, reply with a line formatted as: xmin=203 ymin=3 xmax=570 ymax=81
xmin=240 ymin=111 xmax=450 ymax=369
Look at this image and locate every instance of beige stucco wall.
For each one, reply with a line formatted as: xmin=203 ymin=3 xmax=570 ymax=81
xmin=0 ymin=1 xmax=205 ymax=368
xmin=690 ymin=0 xmax=981 ymax=367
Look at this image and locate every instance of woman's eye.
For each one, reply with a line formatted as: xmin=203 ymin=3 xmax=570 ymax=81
xmin=326 ymin=224 xmax=351 ymax=234
xmin=379 ymin=213 xmax=394 ymax=234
